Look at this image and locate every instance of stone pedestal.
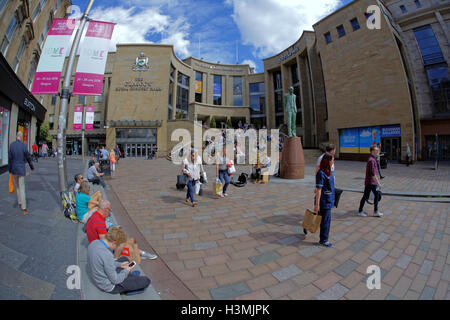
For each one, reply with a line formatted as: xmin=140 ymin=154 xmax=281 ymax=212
xmin=280 ymin=137 xmax=305 ymax=179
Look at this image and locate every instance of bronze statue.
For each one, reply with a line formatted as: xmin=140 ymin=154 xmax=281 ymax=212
xmin=284 ymin=86 xmax=297 ymax=137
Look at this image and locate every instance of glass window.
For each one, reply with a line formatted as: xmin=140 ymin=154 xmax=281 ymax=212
xmin=0 ymin=107 xmax=11 ymax=166
xmin=415 ymin=0 xmax=421 ymax=8
xmin=176 ymin=72 xmax=190 ymax=118
xmin=13 ymin=38 xmax=26 ymax=73
xmin=168 ymin=66 xmax=174 ymax=119
xmin=195 ymin=71 xmax=202 ymax=102
xmin=51 ymin=95 xmax=57 ymax=105
xmin=414 ymin=25 xmax=445 ymax=65
xmin=78 ymin=95 xmax=86 ymax=104
xmin=351 ymin=18 xmax=360 ymax=31
xmin=324 ymin=32 xmax=332 ymax=44
xmin=249 ymin=81 xmax=266 ymax=117
xmin=273 ymin=71 xmax=282 ymax=91
xmin=0 ymin=0 xmax=9 ymax=14
xmin=32 ymin=3 xmax=41 ymax=21
xmin=93 ymin=112 xmax=102 ymax=128
xmin=1 ymin=15 xmax=17 ymax=55
xmin=426 ymin=65 xmax=450 ymax=115
xmin=213 ymin=75 xmax=222 ymax=105
xmin=291 ymin=64 xmax=299 ymax=85
xmin=49 ymin=114 xmax=54 ymax=130
xmin=233 ymin=76 xmax=242 ymax=106
xmin=337 ymin=25 xmax=346 ymax=37
xmin=400 ymin=5 xmax=406 ymax=13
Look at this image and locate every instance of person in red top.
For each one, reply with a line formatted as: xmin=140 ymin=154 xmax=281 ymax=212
xmin=358 ymin=145 xmax=383 ymax=217
xmin=32 ymin=143 xmax=38 ymax=162
xmin=86 ymin=200 xmax=111 ymax=243
xmin=85 ymin=200 xmax=158 ymax=260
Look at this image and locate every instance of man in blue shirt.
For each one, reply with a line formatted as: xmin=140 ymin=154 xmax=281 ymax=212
xmin=9 ymin=132 xmax=34 ymax=215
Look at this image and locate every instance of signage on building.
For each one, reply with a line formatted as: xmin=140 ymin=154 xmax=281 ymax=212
xmin=73 ymin=20 xmax=115 ymax=95
xmin=32 ymin=18 xmax=76 ymax=94
xmin=340 ymin=124 xmax=401 ymax=154
xmin=132 ymin=52 xmax=150 ymax=72
xmin=115 ymin=77 xmax=162 ymax=92
xmin=278 ymin=46 xmax=300 ymax=64
xmin=23 ymin=98 xmax=36 ymax=112
xmin=193 ymin=62 xmax=247 ymax=72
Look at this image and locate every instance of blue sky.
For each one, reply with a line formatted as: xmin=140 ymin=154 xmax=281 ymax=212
xmin=71 ymin=0 xmax=354 ymax=72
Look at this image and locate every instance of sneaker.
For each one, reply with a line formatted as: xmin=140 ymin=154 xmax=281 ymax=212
xmin=319 ymin=241 xmax=333 ymax=248
xmin=357 ymin=212 xmax=368 ymax=217
xmin=140 ymin=251 xmax=158 ymax=260
xmin=373 ymin=211 xmax=384 ymax=217
xmin=223 ymin=193 xmax=228 ymax=197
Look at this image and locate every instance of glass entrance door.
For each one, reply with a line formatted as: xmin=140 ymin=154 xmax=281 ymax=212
xmin=382 ymin=137 xmax=401 ymax=161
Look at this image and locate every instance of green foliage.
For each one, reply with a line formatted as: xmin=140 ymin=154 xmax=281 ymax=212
xmin=210 ymin=116 xmax=216 ymax=128
xmin=39 ymin=121 xmax=51 ymax=142
xmin=226 ymin=118 xmax=233 ymax=128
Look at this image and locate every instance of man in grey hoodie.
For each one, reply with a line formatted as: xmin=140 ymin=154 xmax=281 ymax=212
xmin=87 ymin=226 xmax=150 ymax=294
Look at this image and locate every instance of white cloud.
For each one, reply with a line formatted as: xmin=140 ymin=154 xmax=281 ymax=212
xmin=86 ymin=5 xmax=191 ymax=57
xmin=242 ymin=59 xmax=256 ymax=71
xmin=227 ymin=0 xmax=342 ymax=58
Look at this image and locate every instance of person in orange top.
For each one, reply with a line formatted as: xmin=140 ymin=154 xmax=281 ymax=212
xmin=109 ymin=149 xmax=116 ymax=172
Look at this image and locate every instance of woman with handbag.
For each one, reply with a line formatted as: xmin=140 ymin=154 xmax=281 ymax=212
xmin=216 ymin=144 xmax=231 ymax=197
xmin=311 ymin=153 xmax=335 ymax=248
xmin=182 ymin=149 xmax=202 ymax=207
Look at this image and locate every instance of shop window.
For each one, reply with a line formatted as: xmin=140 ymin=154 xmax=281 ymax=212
xmin=0 ymin=107 xmax=11 ymax=166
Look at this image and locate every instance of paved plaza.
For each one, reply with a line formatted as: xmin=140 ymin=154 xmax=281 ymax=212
xmin=108 ymin=157 xmax=450 ymax=300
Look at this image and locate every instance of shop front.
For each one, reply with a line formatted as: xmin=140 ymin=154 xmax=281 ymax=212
xmin=116 ymin=128 xmax=158 ymax=158
xmin=339 ymin=124 xmax=402 ymax=161
xmin=0 ymin=54 xmax=46 ymax=174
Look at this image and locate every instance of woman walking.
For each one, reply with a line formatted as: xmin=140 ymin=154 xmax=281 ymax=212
xmin=183 ymin=149 xmax=202 ymax=207
xmin=216 ymin=143 xmax=231 ymax=197
xmin=311 ymin=153 xmax=335 ymax=247
xmin=109 ymin=149 xmax=116 ymax=172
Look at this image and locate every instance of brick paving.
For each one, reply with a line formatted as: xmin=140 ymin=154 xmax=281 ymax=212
xmin=109 ymin=158 xmax=450 ymax=300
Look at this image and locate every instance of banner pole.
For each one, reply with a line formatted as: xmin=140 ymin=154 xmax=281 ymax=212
xmin=57 ymin=0 xmax=95 ymax=194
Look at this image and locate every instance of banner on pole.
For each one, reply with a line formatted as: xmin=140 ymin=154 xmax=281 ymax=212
xmin=32 ymin=18 xmax=76 ymax=94
xmin=85 ymin=106 xmax=95 ymax=130
xmin=72 ymin=21 xmax=114 ymax=96
xmin=73 ymin=106 xmax=83 ymax=131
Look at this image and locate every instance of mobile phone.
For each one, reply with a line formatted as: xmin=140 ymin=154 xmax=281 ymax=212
xmin=128 ymin=261 xmax=136 ymax=268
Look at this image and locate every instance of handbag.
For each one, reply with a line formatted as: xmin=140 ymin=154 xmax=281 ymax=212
xmin=334 ymin=188 xmax=343 ymax=208
xmin=176 ymin=174 xmax=189 ymax=190
xmin=301 ymin=209 xmax=322 ymax=233
xmin=9 ymin=173 xmax=14 ymax=194
xmin=227 ymin=160 xmax=236 ymax=175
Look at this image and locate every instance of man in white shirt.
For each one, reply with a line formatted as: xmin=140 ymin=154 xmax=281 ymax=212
xmin=316 ymin=144 xmax=336 ymax=174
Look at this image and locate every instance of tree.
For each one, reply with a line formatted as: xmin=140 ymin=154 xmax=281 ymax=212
xmin=39 ymin=121 xmax=51 ymax=143
xmin=226 ymin=118 xmax=233 ymax=129
xmin=210 ymin=116 xmax=216 ymax=128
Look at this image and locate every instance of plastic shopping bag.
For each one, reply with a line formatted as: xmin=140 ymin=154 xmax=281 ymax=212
xmin=9 ymin=174 xmax=14 ymax=194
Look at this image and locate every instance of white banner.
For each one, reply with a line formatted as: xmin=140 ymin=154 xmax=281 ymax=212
xmin=72 ymin=20 xmax=115 ymax=95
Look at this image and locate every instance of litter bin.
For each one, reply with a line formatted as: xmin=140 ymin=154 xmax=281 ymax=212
xmin=100 ymin=160 xmax=111 ymax=178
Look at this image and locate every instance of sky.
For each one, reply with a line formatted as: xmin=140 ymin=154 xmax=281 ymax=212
xmin=71 ymin=0 xmax=354 ymax=73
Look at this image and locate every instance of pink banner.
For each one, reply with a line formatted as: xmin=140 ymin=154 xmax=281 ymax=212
xmin=73 ymin=73 xmax=104 ymax=96
xmin=85 ymin=106 xmax=95 ymax=131
xmin=32 ymin=72 xmax=61 ymax=94
xmin=32 ymin=19 xmax=76 ymax=95
xmin=72 ymin=21 xmax=114 ymax=96
xmin=73 ymin=106 xmax=83 ymax=131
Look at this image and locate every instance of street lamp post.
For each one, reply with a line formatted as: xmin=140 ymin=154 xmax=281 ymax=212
xmin=56 ymin=0 xmax=95 ymax=194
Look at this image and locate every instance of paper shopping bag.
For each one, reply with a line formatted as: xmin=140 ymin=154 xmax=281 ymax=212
xmin=301 ymin=209 xmax=322 ymax=233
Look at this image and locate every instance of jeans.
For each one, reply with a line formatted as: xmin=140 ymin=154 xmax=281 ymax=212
xmin=186 ymin=180 xmax=197 ymax=203
xmin=109 ymin=257 xmax=151 ymax=294
xmin=218 ymin=170 xmax=230 ymax=194
xmin=359 ymin=184 xmax=379 ymax=213
xmin=319 ymin=207 xmax=332 ymax=244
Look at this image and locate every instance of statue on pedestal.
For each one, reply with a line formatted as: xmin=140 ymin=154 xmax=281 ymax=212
xmin=284 ymin=86 xmax=297 ymax=137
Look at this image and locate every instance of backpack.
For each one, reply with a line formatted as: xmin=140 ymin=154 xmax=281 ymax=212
xmin=62 ymin=191 xmax=77 ymax=222
xmin=231 ymin=173 xmax=248 ymax=188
